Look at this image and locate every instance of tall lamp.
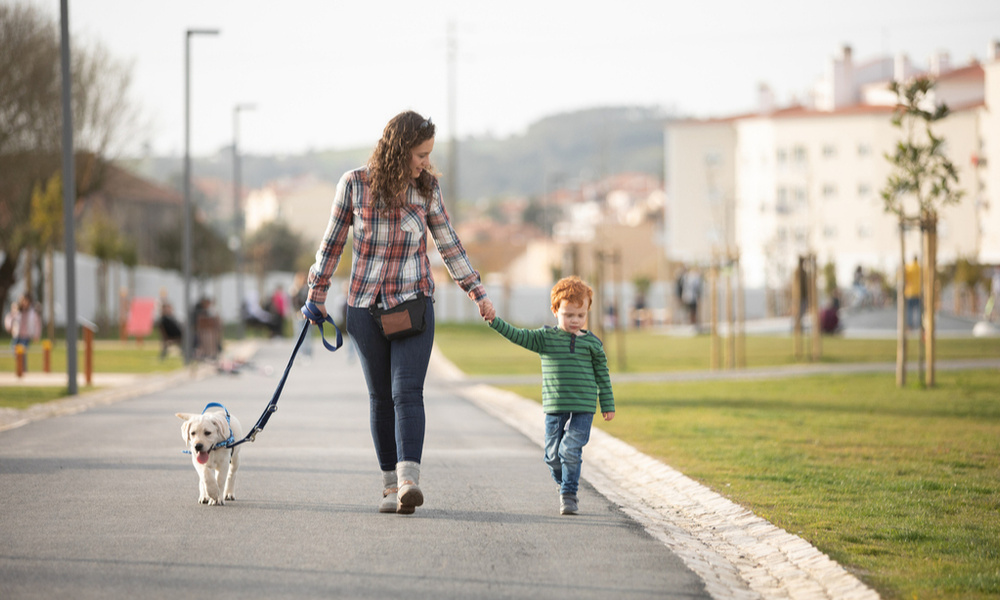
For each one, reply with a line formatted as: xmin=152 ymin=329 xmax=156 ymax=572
xmin=182 ymin=28 xmax=220 ymax=363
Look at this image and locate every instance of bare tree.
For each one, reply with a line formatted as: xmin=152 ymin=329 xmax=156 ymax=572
xmin=0 ymin=3 xmax=141 ymax=312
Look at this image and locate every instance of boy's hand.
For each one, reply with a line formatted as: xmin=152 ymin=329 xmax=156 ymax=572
xmin=478 ymin=298 xmax=495 ymax=322
xmin=602 ymin=411 xmax=615 ymax=422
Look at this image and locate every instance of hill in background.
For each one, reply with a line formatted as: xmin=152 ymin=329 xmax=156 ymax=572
xmin=131 ymin=105 xmax=672 ymax=204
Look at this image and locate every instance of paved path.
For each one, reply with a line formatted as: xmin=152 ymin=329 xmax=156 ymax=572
xmin=0 ymin=339 xmax=708 ymax=600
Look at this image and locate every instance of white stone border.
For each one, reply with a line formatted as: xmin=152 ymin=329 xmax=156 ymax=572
xmin=432 ymin=349 xmax=879 ymax=600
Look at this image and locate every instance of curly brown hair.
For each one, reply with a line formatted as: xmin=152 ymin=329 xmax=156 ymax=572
xmin=367 ymin=110 xmax=436 ymax=212
xmin=550 ymin=276 xmax=593 ymax=312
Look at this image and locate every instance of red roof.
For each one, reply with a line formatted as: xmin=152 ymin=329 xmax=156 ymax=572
xmin=936 ymin=63 xmax=984 ymax=82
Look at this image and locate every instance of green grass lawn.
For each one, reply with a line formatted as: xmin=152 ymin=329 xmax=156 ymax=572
xmin=434 ymin=322 xmax=1000 ymax=375
xmin=434 ymin=324 xmax=1000 ymax=600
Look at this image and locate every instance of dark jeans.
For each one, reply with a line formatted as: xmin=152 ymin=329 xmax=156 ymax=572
xmin=347 ymin=297 xmax=434 ymax=471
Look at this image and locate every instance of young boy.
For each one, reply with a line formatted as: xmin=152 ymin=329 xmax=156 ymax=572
xmin=486 ymin=276 xmax=615 ymax=515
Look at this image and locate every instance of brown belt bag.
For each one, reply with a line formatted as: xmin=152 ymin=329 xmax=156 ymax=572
xmin=369 ymin=293 xmax=427 ymax=340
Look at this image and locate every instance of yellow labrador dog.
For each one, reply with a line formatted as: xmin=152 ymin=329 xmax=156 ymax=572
xmin=176 ymin=404 xmax=243 ymax=506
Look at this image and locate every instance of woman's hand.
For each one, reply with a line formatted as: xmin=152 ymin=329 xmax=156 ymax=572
xmin=477 ymin=298 xmax=496 ymax=323
xmin=302 ymin=300 xmax=328 ymax=324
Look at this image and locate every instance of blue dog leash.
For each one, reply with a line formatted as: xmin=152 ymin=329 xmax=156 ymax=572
xmin=223 ymin=312 xmax=342 ymax=449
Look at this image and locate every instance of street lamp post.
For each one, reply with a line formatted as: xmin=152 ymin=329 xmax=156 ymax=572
xmin=59 ymin=0 xmax=78 ymax=395
xmin=233 ymin=103 xmax=255 ymax=340
xmin=183 ymin=28 xmax=219 ymax=363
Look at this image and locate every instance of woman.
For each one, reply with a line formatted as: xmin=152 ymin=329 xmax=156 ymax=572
xmin=302 ymin=111 xmax=495 ymax=515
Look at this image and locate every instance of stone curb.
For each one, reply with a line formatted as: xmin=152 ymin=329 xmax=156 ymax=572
xmin=430 ymin=348 xmax=880 ymax=600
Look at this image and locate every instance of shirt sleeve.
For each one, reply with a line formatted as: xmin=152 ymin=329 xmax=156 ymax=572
xmin=488 ymin=317 xmax=546 ymax=354
xmin=589 ymin=335 xmax=615 ymax=413
xmin=307 ymin=171 xmax=355 ymax=304
xmin=426 ymin=184 xmax=488 ymax=302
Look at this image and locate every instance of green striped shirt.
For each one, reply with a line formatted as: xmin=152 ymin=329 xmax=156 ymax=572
xmin=489 ymin=317 xmax=615 ymax=415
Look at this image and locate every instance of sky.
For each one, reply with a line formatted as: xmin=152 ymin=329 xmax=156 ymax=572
xmin=21 ymin=0 xmax=1000 ymax=157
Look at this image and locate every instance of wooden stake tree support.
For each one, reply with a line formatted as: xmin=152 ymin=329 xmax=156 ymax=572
xmin=710 ymin=249 xmax=746 ymax=371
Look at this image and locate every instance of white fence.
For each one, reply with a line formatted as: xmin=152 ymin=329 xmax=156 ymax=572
xmin=5 ymin=252 xmax=774 ymax=330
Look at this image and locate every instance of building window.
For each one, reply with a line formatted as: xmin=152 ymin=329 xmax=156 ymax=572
xmin=795 ymin=187 xmax=808 ymax=206
xmin=822 ymin=144 xmax=837 ymax=158
xmin=857 ymin=143 xmax=871 ymax=157
xmin=777 ymin=148 xmax=787 ymax=164
xmin=857 ymin=224 xmax=872 ymax=239
xmin=822 ymin=184 xmax=837 ymax=199
xmin=823 ymin=225 xmax=838 ymax=238
xmin=776 ymin=187 xmax=790 ymax=214
xmin=857 ymin=182 xmax=871 ymax=197
xmin=793 ymin=146 xmax=808 ymax=163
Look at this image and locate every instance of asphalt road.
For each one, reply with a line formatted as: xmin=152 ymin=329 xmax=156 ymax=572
xmin=0 ymin=337 xmax=710 ymax=600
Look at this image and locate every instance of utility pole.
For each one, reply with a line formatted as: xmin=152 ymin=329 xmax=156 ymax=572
xmin=183 ymin=28 xmax=220 ymax=363
xmin=59 ymin=0 xmax=78 ymax=395
xmin=233 ymin=103 xmax=255 ymax=340
xmin=446 ymin=20 xmax=458 ymax=204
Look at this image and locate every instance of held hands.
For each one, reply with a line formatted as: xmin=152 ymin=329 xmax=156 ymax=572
xmin=478 ymin=298 xmax=496 ymax=323
xmin=302 ymin=300 xmax=328 ymax=324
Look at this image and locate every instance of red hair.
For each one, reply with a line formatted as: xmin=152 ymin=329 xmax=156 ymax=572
xmin=550 ymin=276 xmax=593 ymax=312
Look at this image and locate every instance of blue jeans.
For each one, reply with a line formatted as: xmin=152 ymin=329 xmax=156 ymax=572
xmin=347 ymin=298 xmax=434 ymax=472
xmin=905 ymin=297 xmax=922 ymax=330
xmin=544 ymin=412 xmax=594 ymax=496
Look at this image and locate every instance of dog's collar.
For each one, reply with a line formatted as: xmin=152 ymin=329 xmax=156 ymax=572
xmin=182 ymin=402 xmax=236 ymax=454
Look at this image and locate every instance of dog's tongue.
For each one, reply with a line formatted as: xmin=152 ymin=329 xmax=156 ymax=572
xmin=196 ymin=452 xmax=209 ymax=465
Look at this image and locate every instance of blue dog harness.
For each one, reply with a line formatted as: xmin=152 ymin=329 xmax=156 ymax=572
xmin=184 ymin=315 xmax=342 ymax=453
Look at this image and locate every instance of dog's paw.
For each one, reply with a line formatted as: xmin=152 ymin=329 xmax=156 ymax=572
xmin=207 ymin=497 xmax=223 ymax=506
xmin=199 ymin=496 xmax=210 ymax=504
xmin=224 ymin=494 xmax=235 ymax=501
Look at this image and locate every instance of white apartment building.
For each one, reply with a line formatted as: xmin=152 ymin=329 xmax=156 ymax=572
xmin=666 ymin=42 xmax=1000 ymax=292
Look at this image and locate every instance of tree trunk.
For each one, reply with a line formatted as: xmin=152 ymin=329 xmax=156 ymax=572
xmin=924 ymin=217 xmax=938 ymax=387
xmin=710 ymin=259 xmax=720 ymax=370
xmin=809 ymin=254 xmax=822 ymax=361
xmin=736 ymin=254 xmax=746 ymax=368
xmin=725 ymin=257 xmax=735 ymax=369
xmin=23 ymin=248 xmax=34 ymax=299
xmin=45 ymin=250 xmax=55 ymax=341
xmin=97 ymin=261 xmax=109 ymax=331
xmin=896 ymin=221 xmax=907 ymax=387
xmin=792 ymin=257 xmax=803 ymax=360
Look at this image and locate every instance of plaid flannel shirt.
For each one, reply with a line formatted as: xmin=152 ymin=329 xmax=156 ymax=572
xmin=307 ymin=167 xmax=487 ymax=309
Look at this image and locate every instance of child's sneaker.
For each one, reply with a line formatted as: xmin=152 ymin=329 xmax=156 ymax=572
xmin=560 ymin=494 xmax=578 ymax=515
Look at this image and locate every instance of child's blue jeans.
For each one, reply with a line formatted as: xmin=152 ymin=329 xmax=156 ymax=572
xmin=543 ymin=412 xmax=594 ymax=496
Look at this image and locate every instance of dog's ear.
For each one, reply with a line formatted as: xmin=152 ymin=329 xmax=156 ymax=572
xmin=211 ymin=412 xmax=229 ymax=440
xmin=175 ymin=413 xmax=194 ymax=441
